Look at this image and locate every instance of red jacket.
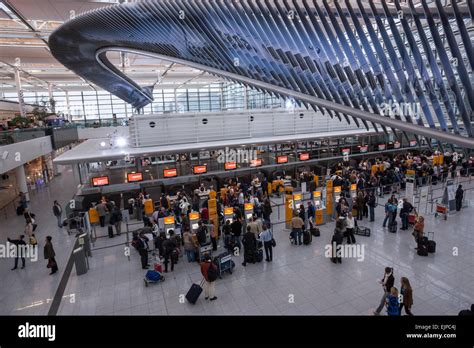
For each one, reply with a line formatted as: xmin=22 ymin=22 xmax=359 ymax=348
xmin=200 ymin=261 xmax=212 ymax=282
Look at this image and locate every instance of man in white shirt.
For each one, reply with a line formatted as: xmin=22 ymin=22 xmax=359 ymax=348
xmin=345 ymin=212 xmax=356 ymax=244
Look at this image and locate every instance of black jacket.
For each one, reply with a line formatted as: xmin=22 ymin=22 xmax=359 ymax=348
xmin=242 ymin=231 xmax=257 ymax=250
xmin=456 ymin=188 xmax=464 ymax=201
xmin=197 ymin=226 xmax=208 ymax=245
xmin=400 ymin=202 xmax=413 ymax=215
xmin=163 ymin=239 xmax=177 ymax=256
xmin=231 ymin=220 xmax=242 ymax=237
xmin=382 ymin=272 xmax=395 ymax=293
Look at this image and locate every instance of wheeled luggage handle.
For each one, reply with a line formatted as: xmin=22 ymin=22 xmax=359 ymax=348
xmin=427 ymin=232 xmax=434 ymax=240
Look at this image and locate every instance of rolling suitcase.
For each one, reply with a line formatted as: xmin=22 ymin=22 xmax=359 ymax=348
xmin=108 ymin=225 xmax=114 ymax=238
xmin=417 ymin=245 xmax=428 ymax=256
xmin=427 ymin=232 xmax=436 ymax=253
xmin=388 ymin=220 xmax=397 ymax=233
xmin=303 ymin=230 xmax=312 ymax=245
xmin=256 ymin=249 xmax=263 ymax=263
xmin=16 ymin=206 xmax=24 ymax=216
xmin=186 ymin=280 xmax=204 ymax=304
xmin=310 ymin=226 xmax=320 ymax=237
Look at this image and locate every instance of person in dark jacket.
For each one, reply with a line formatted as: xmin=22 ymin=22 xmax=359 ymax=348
xmin=455 ymin=185 xmax=464 ymax=211
xmin=241 ymin=226 xmax=257 ymax=267
xmin=196 ymin=221 xmax=208 ymax=246
xmin=399 ymin=277 xmax=414 ymax=315
xmin=8 ymin=235 xmax=26 ymax=270
xmin=458 ymin=304 xmax=474 ymax=316
xmin=331 ymin=220 xmax=344 ymax=264
xmin=162 ymin=231 xmax=178 ymax=273
xmin=262 ymin=199 xmax=273 ymax=225
xmin=137 ymin=232 xmax=149 ymax=269
xmin=400 ymin=198 xmax=414 ymax=230
xmin=374 ymin=267 xmax=395 ymax=315
xmin=367 ymin=192 xmax=377 ymax=222
xmin=230 ymin=217 xmax=242 ymax=250
xmin=44 ymin=236 xmax=58 ymax=275
xmin=109 ymin=203 xmax=123 ymax=235
xmin=307 ymin=201 xmax=316 ymax=224
xmin=52 ymin=200 xmax=62 ymax=228
xmin=154 ymin=232 xmax=166 ymax=259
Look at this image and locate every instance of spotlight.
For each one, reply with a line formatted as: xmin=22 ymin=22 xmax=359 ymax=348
xmin=116 ymin=137 xmax=127 ymax=147
xmin=100 ymin=141 xmax=106 ymax=147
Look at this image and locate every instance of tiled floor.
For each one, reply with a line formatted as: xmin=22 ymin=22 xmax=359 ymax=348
xmin=56 ymin=180 xmax=474 ymax=316
xmin=0 ymin=165 xmax=80 ymax=315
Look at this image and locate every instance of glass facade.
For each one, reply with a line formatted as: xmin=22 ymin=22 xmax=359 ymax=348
xmin=1 ymin=82 xmax=286 ymax=122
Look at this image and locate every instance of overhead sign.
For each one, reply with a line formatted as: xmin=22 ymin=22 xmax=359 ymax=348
xmin=189 ymin=212 xmax=200 ymax=220
xmin=342 ymin=148 xmax=350 ymax=156
xmin=224 ymin=162 xmax=237 ymax=170
xmin=410 ymin=140 xmax=417 ymax=147
xmin=394 ymin=141 xmax=401 ymax=149
xmin=127 ymin=172 xmax=143 ymax=182
xmin=163 ymin=168 xmax=177 ymax=178
xmin=378 ymin=144 xmax=386 ymax=151
xmin=250 ymin=158 xmax=262 ymax=167
xmin=244 ymin=203 xmax=254 ymax=211
xmin=193 ymin=165 xmax=207 ymax=174
xmin=334 ymin=186 xmax=342 ymax=193
xmin=224 ymin=207 xmax=234 ymax=215
xmin=277 ymin=155 xmax=288 ymax=164
xmin=360 ymin=145 xmax=368 ymax=153
xmin=92 ymin=176 xmax=109 ymax=187
xmin=299 ymin=153 xmax=310 ymax=161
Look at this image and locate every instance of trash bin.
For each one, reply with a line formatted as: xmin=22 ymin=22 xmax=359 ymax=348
xmin=73 ymin=247 xmax=88 ymax=276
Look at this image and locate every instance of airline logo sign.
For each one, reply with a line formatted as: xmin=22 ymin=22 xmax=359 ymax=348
xmin=164 ymin=216 xmax=175 ymax=225
xmin=224 ymin=207 xmax=234 ymax=215
xmin=410 ymin=140 xmax=417 ymax=147
xmin=378 ymin=144 xmax=386 ymax=151
xmin=193 ymin=165 xmax=207 ymax=174
xmin=394 ymin=141 xmax=401 ymax=149
xmin=299 ymin=153 xmax=310 ymax=161
xmin=189 ymin=212 xmax=200 ymax=220
xmin=250 ymin=159 xmax=262 ymax=167
xmin=163 ymin=168 xmax=177 ymax=178
xmin=277 ymin=155 xmax=288 ymax=164
xmin=127 ymin=172 xmax=143 ymax=182
xmin=244 ymin=203 xmax=254 ymax=211
xmin=92 ymin=176 xmax=109 ymax=187
xmin=360 ymin=146 xmax=368 ymax=153
xmin=225 ymin=162 xmax=237 ymax=170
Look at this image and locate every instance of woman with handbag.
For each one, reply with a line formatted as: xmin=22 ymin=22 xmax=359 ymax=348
xmin=44 ymin=236 xmax=58 ymax=275
xmin=413 ymin=216 xmax=424 ymax=249
xmin=258 ymin=223 xmax=275 ymax=262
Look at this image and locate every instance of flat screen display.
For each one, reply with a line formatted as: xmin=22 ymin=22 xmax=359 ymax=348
xmin=92 ymin=176 xmax=109 ymax=187
xmin=127 ymin=172 xmax=143 ymax=182
xmin=378 ymin=144 xmax=386 ymax=151
xmin=394 ymin=142 xmax=401 ymax=149
xmin=410 ymin=140 xmax=417 ymax=147
xmin=299 ymin=153 xmax=310 ymax=161
xmin=277 ymin=155 xmax=288 ymax=164
xmin=225 ymin=162 xmax=237 ymax=170
xmin=191 ymin=223 xmax=199 ymax=230
xmin=163 ymin=168 xmax=177 ymax=178
xmin=193 ymin=165 xmax=207 ymax=174
xmin=246 ymin=213 xmax=252 ymax=219
xmin=360 ymin=146 xmax=368 ymax=153
xmin=250 ymin=159 xmax=262 ymax=167
xmin=342 ymin=148 xmax=350 ymax=155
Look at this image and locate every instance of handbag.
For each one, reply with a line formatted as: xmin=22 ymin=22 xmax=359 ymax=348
xmin=270 ymin=231 xmax=276 ymax=247
xmin=47 ymin=260 xmax=56 ymax=269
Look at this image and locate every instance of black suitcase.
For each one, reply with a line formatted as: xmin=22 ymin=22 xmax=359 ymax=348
xmin=354 ymin=226 xmax=371 ymax=237
xmin=427 ymin=232 xmax=436 ymax=253
xmin=388 ymin=221 xmax=397 ymax=233
xmin=417 ymin=245 xmax=428 ymax=256
xmin=256 ymin=249 xmax=263 ymax=262
xmin=185 ymin=282 xmax=203 ymax=304
xmin=303 ymin=230 xmax=312 ymax=245
xmin=16 ymin=206 xmax=24 ymax=216
xmin=108 ymin=225 xmax=114 ymax=238
xmin=310 ymin=226 xmax=320 ymax=237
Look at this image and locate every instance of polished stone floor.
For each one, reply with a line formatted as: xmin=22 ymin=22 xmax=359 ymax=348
xmin=1 ymin=169 xmax=473 ymax=316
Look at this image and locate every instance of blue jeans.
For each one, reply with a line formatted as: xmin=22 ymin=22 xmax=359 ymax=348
xmin=185 ymin=249 xmax=195 ymax=262
xmin=382 ymin=214 xmax=390 ymax=227
xmin=401 ymin=213 xmax=409 ymax=229
xmin=293 ymin=228 xmax=303 ymax=245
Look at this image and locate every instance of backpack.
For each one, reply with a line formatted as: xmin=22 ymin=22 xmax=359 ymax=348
xmin=207 ymin=263 xmax=218 ymax=282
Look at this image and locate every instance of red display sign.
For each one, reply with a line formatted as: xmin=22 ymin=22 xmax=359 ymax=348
xmin=378 ymin=144 xmax=386 ymax=151
xmin=163 ymin=168 xmax=177 ymax=178
xmin=342 ymin=148 xmax=351 ymax=155
xmin=127 ymin=172 xmax=143 ymax=182
xmin=277 ymin=155 xmax=288 ymax=164
xmin=250 ymin=159 xmax=262 ymax=167
xmin=92 ymin=176 xmax=109 ymax=187
xmin=225 ymin=162 xmax=237 ymax=170
xmin=193 ymin=165 xmax=207 ymax=174
xmin=360 ymin=146 xmax=368 ymax=153
xmin=394 ymin=141 xmax=401 ymax=149
xmin=299 ymin=153 xmax=310 ymax=161
xmin=410 ymin=140 xmax=417 ymax=147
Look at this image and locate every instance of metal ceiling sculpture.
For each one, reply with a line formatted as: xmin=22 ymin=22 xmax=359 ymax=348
xmin=49 ymin=0 xmax=474 ymax=148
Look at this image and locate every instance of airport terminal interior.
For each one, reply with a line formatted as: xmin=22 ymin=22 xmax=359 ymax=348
xmin=0 ymin=0 xmax=474 ymax=318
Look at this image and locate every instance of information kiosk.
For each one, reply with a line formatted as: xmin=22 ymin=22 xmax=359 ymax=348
xmin=189 ymin=212 xmax=200 ymax=233
xmin=313 ymin=191 xmax=324 ymax=225
xmin=293 ymin=193 xmax=302 ymax=211
xmin=224 ymin=207 xmax=234 ymax=224
xmin=244 ymin=203 xmax=254 ymax=222
xmin=164 ymin=216 xmax=176 ymax=238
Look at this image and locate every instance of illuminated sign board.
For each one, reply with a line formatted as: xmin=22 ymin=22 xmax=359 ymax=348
xmin=163 ymin=168 xmax=177 ymax=178
xmin=277 ymin=155 xmax=288 ymax=164
xmin=224 ymin=162 xmax=237 ymax=170
xmin=299 ymin=153 xmax=310 ymax=161
xmin=250 ymin=159 xmax=262 ymax=167
xmin=193 ymin=165 xmax=207 ymax=174
xmin=360 ymin=146 xmax=368 ymax=153
xmin=127 ymin=172 xmax=143 ymax=182
xmin=342 ymin=148 xmax=350 ymax=156
xmin=410 ymin=140 xmax=417 ymax=147
xmin=92 ymin=176 xmax=109 ymax=187
xmin=394 ymin=142 xmax=401 ymax=149
xmin=378 ymin=144 xmax=386 ymax=151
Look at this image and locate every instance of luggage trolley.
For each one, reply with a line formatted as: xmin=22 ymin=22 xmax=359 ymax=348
xmin=199 ymin=244 xmax=213 ymax=262
xmin=434 ymin=203 xmax=448 ymax=220
xmin=214 ymin=251 xmax=235 ymax=278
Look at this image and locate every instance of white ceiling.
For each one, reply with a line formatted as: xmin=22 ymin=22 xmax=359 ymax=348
xmin=0 ymin=0 xmax=222 ymax=94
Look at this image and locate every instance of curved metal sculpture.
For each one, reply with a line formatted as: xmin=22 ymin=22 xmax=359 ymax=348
xmin=49 ymin=0 xmax=474 ymax=148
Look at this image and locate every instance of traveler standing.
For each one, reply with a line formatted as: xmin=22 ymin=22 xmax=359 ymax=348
xmin=374 ymin=267 xmax=394 ymax=315
xmin=230 ymin=217 xmax=243 ymax=250
xmin=109 ymin=203 xmax=123 ymax=235
xmin=368 ymin=191 xmax=376 ymax=222
xmin=183 ymin=229 xmax=196 ymax=262
xmin=356 ymin=192 xmax=365 ymax=221
xmin=200 ymin=253 xmax=218 ymax=301
xmin=259 ymin=224 xmax=274 ymax=262
xmin=263 ymin=199 xmax=273 ymax=225
xmin=345 ymin=213 xmax=356 ymax=245
xmin=307 ymin=201 xmax=316 ymax=225
xmin=95 ymin=201 xmax=108 ymax=228
xmin=44 ymin=236 xmax=58 ymax=275
xmin=137 ymin=232 xmax=149 ymax=269
xmin=399 ymin=277 xmax=414 ymax=315
xmin=242 ymin=226 xmax=257 ymax=266
xmin=455 ymin=185 xmax=464 ymax=211
xmin=8 ymin=235 xmax=26 ymax=270
xmin=330 ymin=220 xmax=344 ymax=264
xmin=162 ymin=231 xmax=178 ymax=272
xmin=24 ymin=218 xmax=34 ymax=237
xmin=222 ymin=220 xmax=232 ymax=249
xmin=291 ymin=213 xmax=304 ymax=245
xmin=19 ymin=192 xmax=27 ymax=209
xmin=196 ymin=221 xmax=208 ymax=246
xmin=52 ymin=201 xmax=62 ymax=228
xmin=299 ymin=204 xmax=306 ymax=230
xmin=400 ymin=198 xmax=414 ymax=230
